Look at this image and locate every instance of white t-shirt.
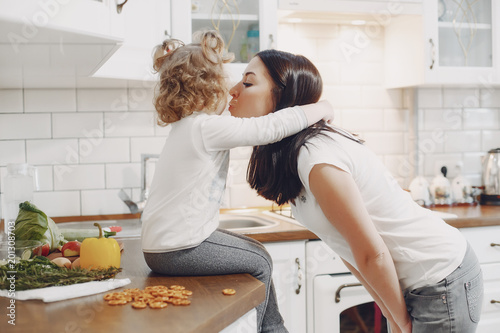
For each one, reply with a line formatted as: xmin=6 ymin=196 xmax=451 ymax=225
xmin=292 ymin=129 xmax=467 ymax=291
xmin=142 ymin=107 xmax=307 ymax=253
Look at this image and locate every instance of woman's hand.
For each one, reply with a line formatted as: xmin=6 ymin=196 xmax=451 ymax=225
xmin=301 ymin=100 xmax=335 ymax=126
xmin=399 ymin=318 xmax=412 ymax=333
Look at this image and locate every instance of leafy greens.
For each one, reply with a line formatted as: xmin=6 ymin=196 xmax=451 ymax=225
xmin=14 ymin=201 xmax=64 ymax=251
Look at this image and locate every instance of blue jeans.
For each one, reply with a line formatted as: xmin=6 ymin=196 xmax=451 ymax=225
xmin=404 ymin=243 xmax=484 ymax=333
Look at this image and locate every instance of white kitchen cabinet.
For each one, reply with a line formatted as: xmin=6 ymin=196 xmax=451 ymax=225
xmin=171 ymin=0 xmax=278 ymax=83
xmin=0 ymin=0 xmax=125 ymax=87
xmin=0 ymin=0 xmax=124 ymax=41
xmin=385 ymin=0 xmax=500 ymax=88
xmin=220 ymin=309 xmax=258 ymax=333
xmin=265 ymin=240 xmax=307 ymax=333
xmin=460 ymin=226 xmax=500 ymax=333
xmin=278 ymin=0 xmax=422 ymax=14
xmin=92 ymin=0 xmax=171 ymax=81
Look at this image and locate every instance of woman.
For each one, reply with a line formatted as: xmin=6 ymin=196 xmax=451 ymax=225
xmin=228 ymin=49 xmax=484 ymax=333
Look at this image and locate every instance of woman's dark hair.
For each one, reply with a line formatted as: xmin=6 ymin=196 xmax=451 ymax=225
xmin=247 ymin=49 xmax=362 ymax=205
xmin=246 ymin=50 xmax=330 ymax=205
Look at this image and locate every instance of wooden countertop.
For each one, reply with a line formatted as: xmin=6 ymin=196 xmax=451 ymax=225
xmin=0 ymin=238 xmax=265 ymax=333
xmin=224 ymin=205 xmax=500 ymax=243
xmin=430 ymin=205 xmax=500 ymax=228
xmin=1 ymin=205 xmax=498 ymax=332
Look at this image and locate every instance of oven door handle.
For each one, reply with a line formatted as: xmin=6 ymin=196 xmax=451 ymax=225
xmin=295 ymin=258 xmax=303 ymax=294
xmin=335 ymin=282 xmax=363 ymax=303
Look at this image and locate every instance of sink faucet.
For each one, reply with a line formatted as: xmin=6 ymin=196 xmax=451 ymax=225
xmin=118 ymin=189 xmax=146 ymax=214
xmin=119 ymin=154 xmax=159 ymax=214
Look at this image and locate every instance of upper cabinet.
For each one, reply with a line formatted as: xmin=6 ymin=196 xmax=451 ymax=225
xmin=385 ymin=0 xmax=500 ymax=88
xmin=171 ymin=0 xmax=278 ymax=83
xmin=92 ymin=0 xmax=171 ymax=81
xmin=0 ymin=0 xmax=125 ymax=88
xmin=0 ymin=0 xmax=171 ymax=86
xmin=278 ymin=0 xmax=422 ymax=14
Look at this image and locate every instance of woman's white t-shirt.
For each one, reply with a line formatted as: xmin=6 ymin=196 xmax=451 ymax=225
xmin=292 ymin=129 xmax=467 ymax=291
xmin=141 ymin=107 xmax=307 ymax=253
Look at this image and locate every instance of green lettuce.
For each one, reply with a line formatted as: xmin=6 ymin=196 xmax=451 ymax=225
xmin=14 ymin=201 xmax=64 ymax=251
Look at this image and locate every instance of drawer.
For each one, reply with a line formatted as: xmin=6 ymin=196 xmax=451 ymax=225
xmin=477 ymin=263 xmax=500 ymax=332
xmin=460 ymin=226 xmax=500 ymax=264
xmin=305 ymin=240 xmax=349 ymax=276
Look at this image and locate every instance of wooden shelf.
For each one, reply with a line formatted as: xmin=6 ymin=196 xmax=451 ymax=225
xmin=192 ymin=13 xmax=258 ymax=21
xmin=438 ymin=21 xmax=492 ymax=30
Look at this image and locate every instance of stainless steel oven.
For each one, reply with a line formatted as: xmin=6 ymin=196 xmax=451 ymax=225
xmin=269 ymin=208 xmax=388 ymax=333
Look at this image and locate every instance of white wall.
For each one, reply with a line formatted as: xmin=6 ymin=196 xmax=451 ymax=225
xmin=416 ymin=88 xmax=500 ymax=185
xmin=1 ymin=22 xmax=499 ymax=218
xmin=0 ymin=87 xmax=169 ymax=217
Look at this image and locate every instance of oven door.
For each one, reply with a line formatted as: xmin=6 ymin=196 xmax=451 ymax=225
xmin=313 ymin=274 xmax=388 ymax=333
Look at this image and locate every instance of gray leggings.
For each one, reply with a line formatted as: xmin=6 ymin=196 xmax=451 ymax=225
xmin=143 ymin=228 xmax=288 ymax=333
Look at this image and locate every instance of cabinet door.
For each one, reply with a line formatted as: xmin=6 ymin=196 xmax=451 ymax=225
xmin=476 ymin=263 xmax=500 ymax=333
xmin=0 ymin=0 xmax=123 ymax=40
xmin=265 ymin=241 xmax=307 ymax=333
xmin=92 ymin=0 xmax=171 ymax=80
xmin=385 ymin=0 xmax=499 ymax=87
xmin=171 ymin=0 xmax=277 ymax=64
xmin=423 ymin=0 xmax=498 ymax=84
xmin=460 ymin=226 xmax=500 ymax=265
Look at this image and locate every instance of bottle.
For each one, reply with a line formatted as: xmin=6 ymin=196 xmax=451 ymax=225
xmin=240 ymin=35 xmax=248 ymax=63
xmin=430 ymin=166 xmax=452 ymax=205
xmin=2 ymin=164 xmax=38 ymax=234
xmin=246 ymin=27 xmax=259 ymax=62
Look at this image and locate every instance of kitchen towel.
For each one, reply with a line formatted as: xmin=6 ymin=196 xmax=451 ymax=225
xmin=0 ymin=278 xmax=131 ymax=302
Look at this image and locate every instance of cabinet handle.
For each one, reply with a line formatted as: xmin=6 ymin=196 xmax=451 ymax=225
xmin=268 ymin=34 xmax=275 ymax=49
xmin=335 ymin=283 xmax=362 ymax=303
xmin=295 ymin=258 xmax=303 ymax=295
xmin=116 ymin=0 xmax=129 ymax=14
xmin=491 ymin=300 xmax=500 ymax=304
xmin=429 ymin=38 xmax=436 ymax=70
xmin=491 ymin=243 xmax=500 ymax=247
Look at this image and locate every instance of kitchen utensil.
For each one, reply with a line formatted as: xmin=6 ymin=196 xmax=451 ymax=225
xmin=481 ymin=148 xmax=500 ymax=205
xmin=430 ymin=166 xmax=452 ymax=205
xmin=408 ymin=176 xmax=432 ymax=206
xmin=451 ymin=164 xmax=474 ymax=204
xmin=0 ymin=240 xmax=43 ymax=263
xmin=2 ymin=163 xmax=39 ymax=234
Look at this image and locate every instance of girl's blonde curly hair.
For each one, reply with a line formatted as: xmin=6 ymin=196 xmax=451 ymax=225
xmin=152 ymin=30 xmax=234 ymax=126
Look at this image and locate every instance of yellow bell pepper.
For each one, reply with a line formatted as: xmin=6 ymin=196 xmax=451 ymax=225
xmin=80 ymin=223 xmax=121 ymax=270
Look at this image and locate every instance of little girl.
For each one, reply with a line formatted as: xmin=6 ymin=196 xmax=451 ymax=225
xmin=141 ymin=30 xmax=333 ymax=333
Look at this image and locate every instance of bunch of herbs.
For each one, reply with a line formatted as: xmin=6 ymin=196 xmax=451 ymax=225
xmin=0 ymin=256 xmax=122 ymax=291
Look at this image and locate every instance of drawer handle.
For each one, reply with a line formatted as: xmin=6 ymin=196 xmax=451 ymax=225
xmin=117 ymin=0 xmax=128 ymax=14
xmin=429 ymin=38 xmax=436 ymax=70
xmin=295 ymin=258 xmax=303 ymax=295
xmin=335 ymin=283 xmax=362 ymax=303
xmin=492 ymin=300 xmax=500 ymax=304
xmin=491 ymin=243 xmax=500 ymax=247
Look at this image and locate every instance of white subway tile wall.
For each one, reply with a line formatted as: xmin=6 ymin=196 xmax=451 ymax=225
xmin=0 ymin=87 xmax=163 ymax=217
xmin=418 ymin=88 xmax=500 ymax=182
xmin=1 ymin=23 xmax=499 ymax=217
xmin=24 ymin=89 xmax=76 ymax=113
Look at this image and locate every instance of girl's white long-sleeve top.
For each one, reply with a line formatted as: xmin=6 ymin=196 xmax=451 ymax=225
xmin=141 ymin=107 xmax=307 ymax=253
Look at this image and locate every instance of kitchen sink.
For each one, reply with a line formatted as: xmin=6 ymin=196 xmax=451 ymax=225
xmin=219 ymin=214 xmax=279 ymax=231
xmin=56 ymin=214 xmax=279 ymax=239
xmin=57 ymin=219 xmax=142 ymax=239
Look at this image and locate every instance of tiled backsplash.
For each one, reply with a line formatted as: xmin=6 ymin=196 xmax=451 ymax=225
xmin=0 ymin=88 xmax=167 ymax=217
xmin=1 ymin=22 xmax=499 ymax=218
xmin=417 ymin=88 xmax=500 ymax=185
